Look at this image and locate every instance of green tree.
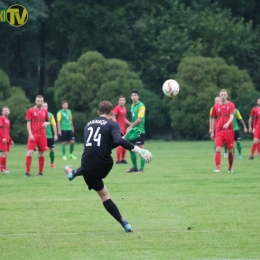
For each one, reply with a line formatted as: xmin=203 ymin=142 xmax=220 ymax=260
xmin=233 ymin=90 xmax=260 ymax=127
xmin=138 ymin=89 xmax=170 ymax=138
xmin=54 ymin=51 xmax=143 ymax=141
xmin=0 ymin=0 xmax=48 ymax=97
xmin=168 ymin=56 xmax=255 ymax=139
xmin=0 ymin=69 xmax=31 ymax=142
xmin=0 ymin=69 xmax=11 ymax=100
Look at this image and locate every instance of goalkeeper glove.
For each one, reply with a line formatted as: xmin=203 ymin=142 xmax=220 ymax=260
xmin=132 ymin=146 xmax=153 ymax=163
xmin=124 ymin=127 xmax=141 ymax=141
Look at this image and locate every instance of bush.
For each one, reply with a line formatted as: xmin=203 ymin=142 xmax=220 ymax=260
xmin=0 ymin=69 xmax=11 ymax=100
xmin=138 ymin=89 xmax=171 ymax=138
xmin=54 ymin=51 xmax=144 ymax=137
xmin=168 ymin=56 xmax=255 ymax=139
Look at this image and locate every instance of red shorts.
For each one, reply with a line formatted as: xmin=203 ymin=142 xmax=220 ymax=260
xmin=0 ymin=142 xmax=10 ymax=152
xmin=27 ymin=136 xmax=48 ymax=152
xmin=215 ymin=131 xmax=234 ymax=150
xmin=254 ymin=129 xmax=260 ymax=139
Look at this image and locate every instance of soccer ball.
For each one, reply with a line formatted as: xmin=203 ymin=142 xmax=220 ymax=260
xmin=162 ymin=79 xmax=180 ymax=97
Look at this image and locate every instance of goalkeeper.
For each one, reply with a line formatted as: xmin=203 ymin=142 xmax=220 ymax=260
xmin=64 ymin=101 xmax=152 ymax=233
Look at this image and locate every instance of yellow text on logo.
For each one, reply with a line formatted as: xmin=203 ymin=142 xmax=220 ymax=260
xmin=6 ymin=4 xmax=28 ymax=27
xmin=0 ymin=9 xmax=6 ymax=22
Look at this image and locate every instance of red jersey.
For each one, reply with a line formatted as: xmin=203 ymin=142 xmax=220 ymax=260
xmin=211 ymin=101 xmax=235 ymax=133
xmin=0 ymin=116 xmax=12 ymax=142
xmin=113 ymin=105 xmax=126 ymax=130
xmin=250 ymin=106 xmax=260 ymax=130
xmin=26 ymin=107 xmax=49 ymax=137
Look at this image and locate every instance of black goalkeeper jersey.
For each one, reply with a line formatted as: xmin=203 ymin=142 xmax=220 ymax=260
xmin=81 ymin=117 xmax=122 ymax=169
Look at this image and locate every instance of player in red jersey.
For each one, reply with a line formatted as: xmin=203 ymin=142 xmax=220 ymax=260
xmin=248 ymin=98 xmax=260 ymax=159
xmin=210 ymin=89 xmax=235 ymax=173
xmin=0 ymin=106 xmax=14 ymax=173
xmin=112 ymin=96 xmax=131 ymax=164
xmin=25 ymin=95 xmax=49 ymax=177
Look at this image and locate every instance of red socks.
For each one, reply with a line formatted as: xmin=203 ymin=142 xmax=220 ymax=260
xmin=0 ymin=156 xmax=6 ymax=171
xmin=215 ymin=151 xmax=221 ymax=169
xmin=116 ymin=147 xmax=121 ymax=161
xmin=121 ymin=147 xmax=126 ymax=160
xmin=26 ymin=156 xmax=45 ymax=174
xmin=251 ymin=143 xmax=257 ymax=157
xmin=228 ymin=152 xmax=234 ymax=169
xmin=38 ymin=156 xmax=44 ymax=173
xmin=116 ymin=146 xmax=126 ymax=161
xmin=26 ymin=156 xmax=32 ymax=173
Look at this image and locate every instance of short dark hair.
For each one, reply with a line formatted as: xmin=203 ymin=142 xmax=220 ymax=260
xmin=118 ymin=95 xmax=125 ymax=100
xmin=61 ymin=100 xmax=68 ymax=105
xmin=131 ymin=89 xmax=139 ymax=95
xmin=98 ymin=101 xmax=113 ymax=114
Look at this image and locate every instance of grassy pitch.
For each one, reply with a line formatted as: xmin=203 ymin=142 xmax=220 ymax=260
xmin=0 ymin=140 xmax=260 ymax=259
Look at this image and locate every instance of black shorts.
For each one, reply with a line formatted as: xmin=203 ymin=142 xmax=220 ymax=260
xmin=131 ymin=133 xmax=145 ymax=145
xmin=47 ymin=138 xmax=55 ymax=148
xmin=61 ymin=130 xmax=75 ymax=142
xmin=234 ymin=130 xmax=241 ymax=141
xmin=77 ymin=163 xmax=113 ymax=191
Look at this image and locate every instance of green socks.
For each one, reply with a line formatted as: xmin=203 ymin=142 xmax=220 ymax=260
xmin=237 ymin=142 xmax=241 ymax=155
xmin=130 ymin=151 xmax=146 ymax=170
xmin=140 ymin=157 xmax=146 ymax=171
xmin=62 ymin=144 xmax=74 ymax=156
xmin=62 ymin=144 xmax=66 ymax=156
xmin=50 ymin=151 xmax=55 ymax=164
xmin=70 ymin=144 xmax=74 ymax=154
xmin=130 ymin=152 xmax=137 ymax=169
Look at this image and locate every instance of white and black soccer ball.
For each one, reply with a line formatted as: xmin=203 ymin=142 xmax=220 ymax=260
xmin=162 ymin=79 xmax=180 ymax=97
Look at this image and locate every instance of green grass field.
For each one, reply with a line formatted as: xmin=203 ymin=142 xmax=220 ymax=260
xmin=1 ymin=140 xmax=260 ymax=259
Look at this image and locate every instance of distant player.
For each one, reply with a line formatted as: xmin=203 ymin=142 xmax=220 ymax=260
xmin=210 ymin=89 xmax=235 ymax=173
xmin=112 ymin=95 xmax=131 ymax=164
xmin=248 ymin=98 xmax=260 ymax=160
xmin=0 ymin=106 xmax=14 ymax=173
xmin=64 ymin=101 xmax=152 ymax=232
xmin=25 ymin=95 xmax=49 ymax=177
xmin=126 ymin=89 xmax=146 ymax=173
xmin=209 ymin=97 xmax=228 ymax=157
xmin=42 ymin=103 xmax=58 ymax=167
xmin=57 ymin=101 xmax=77 ymax=160
xmin=232 ymin=108 xmax=247 ymax=158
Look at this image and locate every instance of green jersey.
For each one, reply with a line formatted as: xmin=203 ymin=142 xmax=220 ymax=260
xmin=46 ymin=112 xmax=56 ymax=138
xmin=233 ymin=109 xmax=242 ymax=131
xmin=131 ymin=101 xmax=146 ymax=133
xmin=57 ymin=109 xmax=72 ymax=130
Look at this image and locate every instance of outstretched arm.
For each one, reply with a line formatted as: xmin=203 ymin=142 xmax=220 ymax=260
xmin=112 ymin=133 xmax=134 ymax=150
xmin=112 ymin=132 xmax=152 ymax=163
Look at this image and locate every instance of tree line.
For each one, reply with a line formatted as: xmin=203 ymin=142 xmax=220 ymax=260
xmin=0 ymin=0 xmax=259 ymax=142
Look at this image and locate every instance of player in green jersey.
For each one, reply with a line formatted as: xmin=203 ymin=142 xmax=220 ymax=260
xmin=57 ymin=101 xmax=77 ymax=160
xmin=43 ymin=103 xmax=58 ymax=167
xmin=233 ymin=108 xmax=247 ymax=158
xmin=126 ymin=89 xmax=146 ymax=173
